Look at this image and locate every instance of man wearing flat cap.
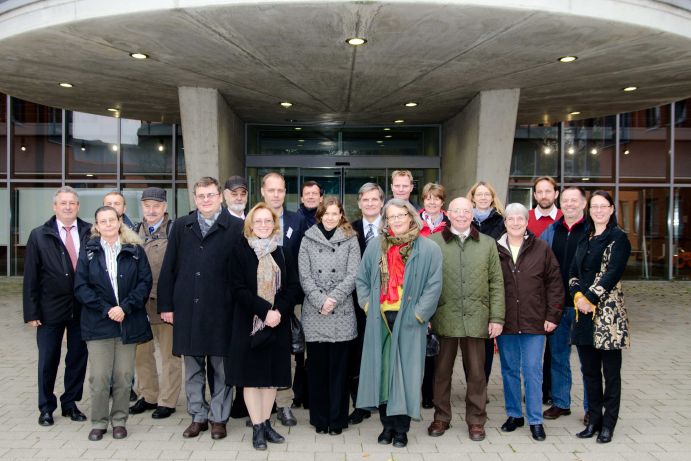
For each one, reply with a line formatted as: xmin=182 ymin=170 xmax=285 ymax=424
xmin=129 ymin=187 xmax=181 ymax=419
xmin=223 ymin=176 xmax=248 ymax=220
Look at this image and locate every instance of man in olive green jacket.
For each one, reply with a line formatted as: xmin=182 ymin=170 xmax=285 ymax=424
xmin=428 ymin=197 xmax=505 ymax=442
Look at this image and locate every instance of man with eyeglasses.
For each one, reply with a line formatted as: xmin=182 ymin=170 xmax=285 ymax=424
xmin=158 ymin=177 xmax=243 ymax=440
xmin=427 ymin=197 xmax=505 ymax=442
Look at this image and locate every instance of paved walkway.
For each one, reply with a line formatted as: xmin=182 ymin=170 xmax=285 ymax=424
xmin=1 ymin=278 xmax=690 ymax=461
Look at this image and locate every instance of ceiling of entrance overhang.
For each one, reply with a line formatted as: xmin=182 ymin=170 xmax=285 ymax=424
xmin=1 ymin=1 xmax=691 ymax=125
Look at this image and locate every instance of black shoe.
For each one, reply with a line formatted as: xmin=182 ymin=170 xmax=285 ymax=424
xmin=422 ymin=399 xmax=434 ymax=409
xmin=276 ymin=407 xmax=297 ymax=426
xmin=329 ymin=428 xmax=342 ymax=435
xmin=348 ymin=408 xmax=371 ymax=425
xmin=62 ymin=406 xmax=87 ymax=422
xmin=129 ymin=398 xmax=157 ymax=415
xmin=252 ymin=423 xmax=267 ymax=450
xmin=152 ymin=406 xmax=176 ymax=419
xmin=530 ymin=424 xmax=546 ymax=441
xmin=596 ymin=427 xmax=613 ymax=443
xmin=392 ymin=432 xmax=408 ymax=448
xmin=316 ymin=427 xmax=328 ymax=434
xmin=130 ymin=388 xmax=137 ymax=402
xmin=38 ymin=411 xmax=54 ymax=426
xmin=377 ymin=429 xmax=394 ymax=445
xmin=500 ymin=416 xmax=524 ymax=432
xmin=264 ymin=420 xmax=285 ymax=443
xmin=577 ymin=423 xmax=601 ymax=439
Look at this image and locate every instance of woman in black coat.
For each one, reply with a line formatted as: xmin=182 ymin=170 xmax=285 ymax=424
xmin=74 ymin=206 xmax=153 ymax=442
xmin=569 ymin=191 xmax=631 ymax=444
xmin=227 ymin=203 xmax=301 ymax=451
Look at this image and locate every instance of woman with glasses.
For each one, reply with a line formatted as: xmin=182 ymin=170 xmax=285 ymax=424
xmin=570 ymin=191 xmax=631 ymax=444
xmin=75 ymin=206 xmax=153 ymax=442
xmin=355 ymin=199 xmax=442 ymax=448
xmin=298 ymin=197 xmax=361 ymax=435
xmin=227 ymin=203 xmax=301 ymax=450
xmin=466 ymin=181 xmax=506 ymax=384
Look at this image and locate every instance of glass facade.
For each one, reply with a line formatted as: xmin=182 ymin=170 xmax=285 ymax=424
xmin=1 ymin=94 xmax=187 ymax=276
xmin=509 ymin=101 xmax=691 ymax=280
xmin=1 ymin=91 xmax=689 ymax=280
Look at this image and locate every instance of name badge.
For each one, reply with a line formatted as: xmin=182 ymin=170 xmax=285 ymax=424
xmin=286 ymin=227 xmax=293 ymax=239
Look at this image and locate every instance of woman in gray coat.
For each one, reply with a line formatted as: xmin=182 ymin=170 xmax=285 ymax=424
xmin=299 ymin=196 xmax=361 ymax=435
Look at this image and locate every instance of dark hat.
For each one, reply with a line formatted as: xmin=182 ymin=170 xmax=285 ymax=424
xmin=140 ymin=187 xmax=167 ymax=202
xmin=224 ymin=175 xmax=248 ymax=191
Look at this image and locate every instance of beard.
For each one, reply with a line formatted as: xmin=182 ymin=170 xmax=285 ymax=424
xmin=229 ymin=203 xmax=246 ymax=213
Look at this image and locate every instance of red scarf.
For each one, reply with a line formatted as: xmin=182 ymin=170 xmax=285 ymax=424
xmin=380 ymin=242 xmax=406 ymax=304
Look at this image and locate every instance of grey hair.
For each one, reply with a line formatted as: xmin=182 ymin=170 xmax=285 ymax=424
xmin=358 ymin=182 xmax=384 ymax=201
xmin=382 ymin=199 xmax=423 ymax=232
xmin=53 ymin=186 xmax=79 ymax=204
xmin=504 ymin=202 xmax=530 ymax=221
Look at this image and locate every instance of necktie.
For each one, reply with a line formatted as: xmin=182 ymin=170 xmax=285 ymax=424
xmin=365 ymin=224 xmax=374 ymax=243
xmin=148 ymin=226 xmax=155 ymax=235
xmin=63 ymin=225 xmax=78 ymax=270
xmin=460 ymin=233 xmax=466 ymax=243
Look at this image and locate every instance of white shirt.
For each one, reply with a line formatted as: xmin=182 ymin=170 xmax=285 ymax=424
xmin=450 ymin=226 xmax=471 ymax=240
xmin=534 ymin=204 xmax=559 ymax=220
xmin=101 ymin=238 xmax=121 ymax=304
xmin=56 ymin=218 xmax=80 ymax=254
xmin=362 ymin=215 xmax=382 ymax=237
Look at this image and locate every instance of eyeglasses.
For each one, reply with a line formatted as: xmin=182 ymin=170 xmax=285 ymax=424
xmin=590 ymin=205 xmax=612 ymax=211
xmin=448 ymin=208 xmax=472 ymax=216
xmin=386 ymin=213 xmax=410 ymax=222
xmin=195 ymin=192 xmax=219 ymax=200
xmin=252 ymin=219 xmax=274 ymax=226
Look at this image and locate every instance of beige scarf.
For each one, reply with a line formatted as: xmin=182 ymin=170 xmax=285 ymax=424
xmin=247 ymin=234 xmax=281 ymax=335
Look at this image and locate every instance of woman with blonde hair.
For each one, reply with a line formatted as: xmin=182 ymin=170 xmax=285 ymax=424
xmin=75 ymin=206 xmax=153 ymax=442
xmin=227 ymin=203 xmax=301 ymax=450
xmin=299 ymin=196 xmax=361 ymax=435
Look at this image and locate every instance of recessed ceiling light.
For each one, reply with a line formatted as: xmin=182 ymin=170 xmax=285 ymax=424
xmin=567 ymin=147 xmax=576 ymax=155
xmin=107 ymin=108 xmax=118 ymax=112
xmin=376 ymin=140 xmax=383 ymax=144
xmin=86 ymin=174 xmax=94 ymax=177
xmin=346 ymin=37 xmax=367 ymax=46
xmin=111 ymin=144 xmax=118 ymax=152
xmin=590 ymin=148 xmax=598 ymax=155
xmin=383 ymin=128 xmax=391 ymax=131
xmin=624 ymin=149 xmax=630 ymax=155
xmin=294 ymin=127 xmax=302 ymax=131
xmin=20 ymin=145 xmax=26 ymax=152
xmin=385 ymin=135 xmax=392 ymax=138
xmin=59 ymin=82 xmax=73 ymax=88
xmin=130 ymin=52 xmax=148 ymax=60
xmin=558 ymin=56 xmax=578 ymax=63
xmin=623 ymin=86 xmax=638 ymax=92
xmin=569 ymin=111 xmax=581 ymax=115
xmin=404 ymin=102 xmax=418 ymax=107
xmin=280 ymin=102 xmax=293 ymax=108
xmin=543 ymin=147 xmax=552 ymax=154
xmin=298 ymin=139 xmax=305 ymax=142
xmin=394 ymin=119 xmax=405 ymax=124
xmin=582 ymin=177 xmax=590 ymax=181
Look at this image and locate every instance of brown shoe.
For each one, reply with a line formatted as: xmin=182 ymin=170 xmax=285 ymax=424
xmin=543 ymin=405 xmax=571 ymax=420
xmin=427 ymin=420 xmax=450 ymax=437
xmin=183 ymin=421 xmax=209 ymax=438
xmin=88 ymin=428 xmax=106 ymax=441
xmin=468 ymin=424 xmax=486 ymax=441
xmin=112 ymin=426 xmax=128 ymax=439
xmin=210 ymin=422 xmax=227 ymax=440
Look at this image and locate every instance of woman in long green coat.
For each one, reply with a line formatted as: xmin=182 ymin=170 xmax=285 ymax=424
xmin=355 ymin=199 xmax=442 ymax=449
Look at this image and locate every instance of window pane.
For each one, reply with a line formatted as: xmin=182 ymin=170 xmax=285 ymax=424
xmin=619 ymin=105 xmax=670 ymax=183
xmin=11 ymin=99 xmax=62 ymax=178
xmin=0 ymin=93 xmax=6 ymax=176
xmin=674 ymin=100 xmax=691 ymax=183
xmin=673 ymin=188 xmax=691 ymax=280
xmin=619 ymin=187 xmax=669 ymax=279
xmin=67 ymin=111 xmax=118 ymax=179
xmin=564 ymin=116 xmax=615 ymax=183
xmin=247 ymin=167 xmax=299 ymax=211
xmin=121 ymin=120 xmax=173 ymax=180
xmin=176 ymin=131 xmax=186 ymax=179
xmin=510 ymin=124 xmax=559 ymax=182
xmin=176 ymin=187 xmax=190 ymax=218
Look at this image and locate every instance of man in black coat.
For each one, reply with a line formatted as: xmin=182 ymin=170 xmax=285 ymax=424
xmin=158 ymin=177 xmax=243 ymax=440
xmin=348 ymin=182 xmax=384 ymax=424
xmin=296 ymin=180 xmax=323 ymax=228
xmin=260 ymin=172 xmax=307 ymax=425
xmin=23 ymin=186 xmax=91 ymax=426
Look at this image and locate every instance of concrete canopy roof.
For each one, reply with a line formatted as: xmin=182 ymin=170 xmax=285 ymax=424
xmin=1 ymin=0 xmax=691 ymax=126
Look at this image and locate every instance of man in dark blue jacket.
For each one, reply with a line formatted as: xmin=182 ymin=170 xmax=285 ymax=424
xmin=23 ymin=186 xmax=91 ymax=426
xmin=296 ymin=180 xmax=323 ymax=228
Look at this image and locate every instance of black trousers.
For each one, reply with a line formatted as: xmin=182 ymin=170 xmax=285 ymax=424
xmin=348 ymin=304 xmax=368 ymax=408
xmin=484 ymin=338 xmax=494 ymax=382
xmin=577 ymin=345 xmax=622 ymax=430
xmin=307 ymin=341 xmax=350 ymax=431
xmin=378 ymin=404 xmax=411 ymax=433
xmin=36 ymin=317 xmax=88 ymax=413
xmin=292 ymin=351 xmax=309 ymax=405
xmin=421 ymin=355 xmax=435 ymax=403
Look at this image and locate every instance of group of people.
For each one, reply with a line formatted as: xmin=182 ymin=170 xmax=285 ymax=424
xmin=23 ymin=170 xmax=631 ymax=449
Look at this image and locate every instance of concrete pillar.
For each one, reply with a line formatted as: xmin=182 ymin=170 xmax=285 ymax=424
xmin=178 ymin=87 xmax=244 ymax=203
xmin=441 ymin=88 xmax=520 ymax=204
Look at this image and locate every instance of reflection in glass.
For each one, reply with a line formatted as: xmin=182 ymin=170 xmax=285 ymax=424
xmin=67 ymin=112 xmax=118 ymax=179
xmin=248 ymin=168 xmax=300 ymax=212
xmin=674 ymin=100 xmax=691 ymax=183
xmin=564 ymin=116 xmax=615 ymax=183
xmin=176 ymin=133 xmax=186 ymax=178
xmin=673 ymin=188 xmax=691 ymax=280
xmin=121 ymin=120 xmax=173 ymax=179
xmin=510 ymin=124 xmax=559 ymax=182
xmin=619 ymin=105 xmax=670 ymax=183
xmin=0 ymin=93 xmax=6 ymax=175
xmin=12 ymin=99 xmax=62 ymax=178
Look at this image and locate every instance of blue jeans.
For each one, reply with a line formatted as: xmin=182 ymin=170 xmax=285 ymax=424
xmin=497 ymin=334 xmax=545 ymax=425
xmin=548 ymin=307 xmax=588 ymax=411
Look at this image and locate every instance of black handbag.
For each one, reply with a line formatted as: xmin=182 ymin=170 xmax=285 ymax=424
xmin=290 ymin=313 xmax=305 ymax=354
xmin=426 ymin=332 xmax=440 ymax=357
xmin=250 ymin=327 xmax=275 ymax=350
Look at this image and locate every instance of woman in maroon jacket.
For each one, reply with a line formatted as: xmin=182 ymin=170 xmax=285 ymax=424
xmin=495 ymin=203 xmax=563 ymax=442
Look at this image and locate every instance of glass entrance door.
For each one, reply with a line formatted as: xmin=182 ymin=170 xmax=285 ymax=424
xmin=300 ymin=168 xmax=388 ymax=217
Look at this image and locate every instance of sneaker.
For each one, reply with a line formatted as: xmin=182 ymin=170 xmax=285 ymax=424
xmin=276 ymin=407 xmax=297 ymax=427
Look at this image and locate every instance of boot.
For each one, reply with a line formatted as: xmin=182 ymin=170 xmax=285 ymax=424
xmin=252 ymin=422 xmax=267 ymax=450
xmin=264 ymin=419 xmax=285 ymax=443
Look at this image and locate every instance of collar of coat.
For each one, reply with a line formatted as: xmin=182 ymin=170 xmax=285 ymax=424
xmin=85 ymin=237 xmax=138 ymax=256
xmin=440 ymin=225 xmax=480 ymax=243
xmin=42 ymin=216 xmax=91 ymax=239
xmin=496 ymin=231 xmax=535 ymax=254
